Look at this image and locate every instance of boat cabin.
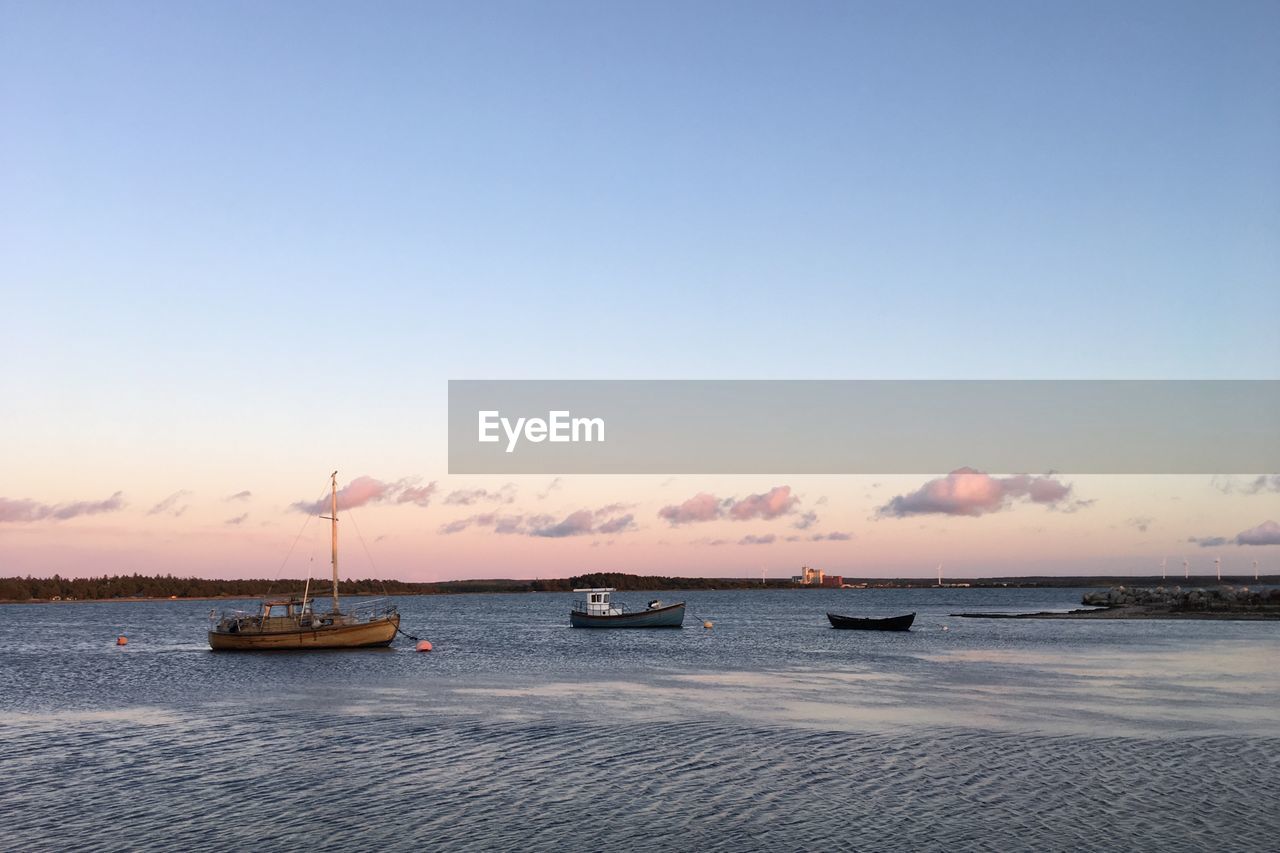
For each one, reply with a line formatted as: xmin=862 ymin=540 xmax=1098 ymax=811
xmin=260 ymin=598 xmax=308 ymax=618
xmin=572 ymin=587 xmax=623 ymax=616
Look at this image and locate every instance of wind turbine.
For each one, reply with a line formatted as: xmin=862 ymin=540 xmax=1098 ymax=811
xmin=1254 ymin=560 xmax=1259 ymax=582
xmin=1215 ymin=557 xmax=1222 ymax=583
xmin=1161 ymin=556 xmax=1167 ymax=580
xmin=1183 ymin=557 xmax=1189 ymax=580
xmin=937 ymin=563 xmax=943 ymax=587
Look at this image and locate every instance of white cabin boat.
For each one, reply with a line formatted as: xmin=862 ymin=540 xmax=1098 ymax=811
xmin=569 ymin=587 xmax=685 ymax=629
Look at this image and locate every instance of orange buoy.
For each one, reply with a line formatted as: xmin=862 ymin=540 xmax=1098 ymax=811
xmin=415 ymin=640 xmax=433 ymax=652
xmin=116 ymin=635 xmax=128 ymax=646
xmin=703 ymin=621 xmax=714 ymax=629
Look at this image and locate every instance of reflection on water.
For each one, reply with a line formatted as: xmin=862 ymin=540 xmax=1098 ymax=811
xmin=1 ymin=588 xmax=1277 ymax=851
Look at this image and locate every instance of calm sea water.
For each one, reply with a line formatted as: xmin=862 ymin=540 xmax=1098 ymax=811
xmin=2 ymin=587 xmax=1278 ymax=852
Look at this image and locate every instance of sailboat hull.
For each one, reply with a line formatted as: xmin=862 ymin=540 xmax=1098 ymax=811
xmin=208 ymin=613 xmax=400 ymax=651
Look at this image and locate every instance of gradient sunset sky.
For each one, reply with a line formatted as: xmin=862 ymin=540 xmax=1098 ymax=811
xmin=3 ymin=1 xmax=1278 ymax=580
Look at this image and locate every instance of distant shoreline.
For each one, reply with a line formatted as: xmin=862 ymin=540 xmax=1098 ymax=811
xmin=2 ymin=573 xmax=1269 ymax=607
xmin=3 ymin=573 xmax=1275 ymax=606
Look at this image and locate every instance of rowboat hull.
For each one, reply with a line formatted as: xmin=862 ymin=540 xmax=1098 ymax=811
xmin=827 ymin=612 xmax=915 ymax=631
xmin=570 ymin=602 xmax=685 ymax=628
xmin=208 ymin=613 xmax=400 ymax=650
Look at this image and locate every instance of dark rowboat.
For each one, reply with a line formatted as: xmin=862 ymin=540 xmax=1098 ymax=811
xmin=827 ymin=612 xmax=915 ymax=631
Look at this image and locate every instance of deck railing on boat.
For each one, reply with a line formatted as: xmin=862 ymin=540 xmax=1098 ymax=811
xmin=571 ymin=599 xmax=629 ymax=615
xmin=343 ymin=597 xmax=399 ymax=622
xmin=208 ymin=597 xmax=397 ymax=629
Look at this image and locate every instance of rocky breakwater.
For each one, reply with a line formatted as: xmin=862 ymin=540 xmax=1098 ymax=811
xmin=1083 ymin=585 xmax=1280 ymax=616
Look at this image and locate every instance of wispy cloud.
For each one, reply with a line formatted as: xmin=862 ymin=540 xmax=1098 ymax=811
xmin=225 ymin=513 xmax=249 ymax=526
xmin=439 ymin=504 xmax=635 ymax=538
xmin=444 ymin=484 xmax=517 ymax=506
xmin=739 ymin=533 xmax=776 ymax=545
xmin=658 ymin=485 xmax=800 ymax=526
xmin=1126 ymin=516 xmax=1154 ymax=533
xmin=537 ymin=477 xmax=563 ymax=500
xmin=396 ymin=482 xmax=438 ymax=507
xmin=291 ymin=476 xmax=437 ymax=514
xmin=596 ymin=514 xmax=637 ymax=535
xmin=439 ymin=518 xmax=473 ymax=535
xmin=0 ymin=492 xmax=126 ymax=523
xmin=1188 ymin=535 xmax=1228 ymax=548
xmin=1212 ymin=475 xmax=1280 ymax=495
xmin=792 ymin=510 xmax=818 ymax=530
xmin=148 ymin=490 xmax=192 ymax=517
xmin=225 ymin=490 xmax=252 ymax=502
xmin=786 ymin=530 xmax=854 ymax=543
xmin=876 ymin=468 xmax=1077 ymax=518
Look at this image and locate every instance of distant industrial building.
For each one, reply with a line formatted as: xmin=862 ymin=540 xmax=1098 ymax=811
xmin=792 ymin=566 xmax=859 ymax=588
xmin=791 ymin=565 xmax=824 ymax=585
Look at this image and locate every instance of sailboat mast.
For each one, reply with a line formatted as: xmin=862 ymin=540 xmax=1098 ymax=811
xmin=331 ymin=470 xmax=340 ymax=613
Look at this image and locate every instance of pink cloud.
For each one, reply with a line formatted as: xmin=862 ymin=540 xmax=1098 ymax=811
xmin=530 ymin=510 xmax=596 ymax=538
xmin=1236 ymin=520 xmax=1280 ymax=546
xmin=291 ymin=476 xmax=437 ymax=513
xmin=728 ymin=486 xmax=798 ymax=521
xmin=658 ymin=485 xmax=800 ymax=526
xmin=877 ymin=468 xmax=1075 ymax=518
xmin=658 ymin=492 xmax=725 ymax=525
xmin=0 ymin=491 xmax=126 ymax=523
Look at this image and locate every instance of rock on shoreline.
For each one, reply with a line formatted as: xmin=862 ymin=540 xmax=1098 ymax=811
xmin=1081 ymin=584 xmax=1280 ymax=611
xmin=955 ymin=585 xmax=1280 ymax=620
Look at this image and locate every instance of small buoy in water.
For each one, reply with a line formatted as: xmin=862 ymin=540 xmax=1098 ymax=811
xmin=116 ymin=635 xmax=128 ymax=646
xmin=942 ymin=626 xmax=950 ymax=632
xmin=415 ymin=640 xmax=433 ymax=652
xmin=703 ymin=620 xmax=714 ymax=629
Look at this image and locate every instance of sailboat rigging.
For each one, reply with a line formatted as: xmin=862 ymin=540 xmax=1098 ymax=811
xmin=208 ymin=471 xmax=401 ymax=650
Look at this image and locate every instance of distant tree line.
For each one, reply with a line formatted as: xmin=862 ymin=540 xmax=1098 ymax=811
xmin=6 ymin=572 xmax=1247 ymax=602
xmin=567 ymin=572 xmax=788 ymax=591
xmin=0 ymin=572 xmax=789 ymax=602
xmin=0 ymin=573 xmax=460 ymax=602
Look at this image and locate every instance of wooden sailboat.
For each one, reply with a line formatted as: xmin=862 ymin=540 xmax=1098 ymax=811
xmin=208 ymin=472 xmax=401 ymax=650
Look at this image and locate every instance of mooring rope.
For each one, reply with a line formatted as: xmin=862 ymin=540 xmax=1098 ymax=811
xmin=687 ymin=606 xmax=714 ymax=626
xmin=394 ymin=622 xmax=424 ymax=643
